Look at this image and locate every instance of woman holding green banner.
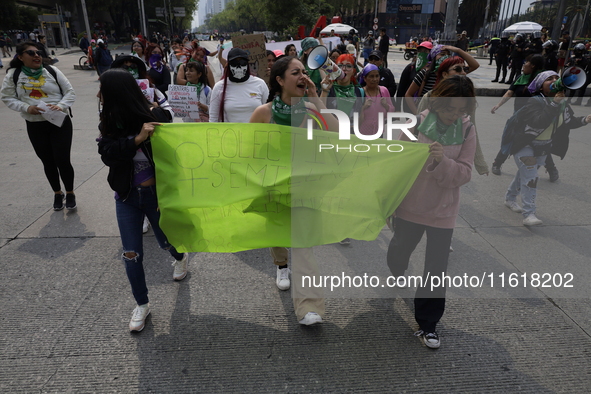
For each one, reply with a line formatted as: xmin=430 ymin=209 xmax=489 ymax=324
xmin=387 ymin=76 xmax=477 ymax=349
xmin=97 ymin=69 xmax=189 ymax=332
xmin=250 ymin=56 xmax=338 ymax=325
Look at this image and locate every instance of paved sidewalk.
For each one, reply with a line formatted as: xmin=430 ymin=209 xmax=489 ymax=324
xmin=1 ymin=50 xmax=591 ymax=392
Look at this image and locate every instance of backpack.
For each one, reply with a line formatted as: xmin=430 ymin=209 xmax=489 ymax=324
xmin=13 ymin=65 xmax=73 ymax=117
xmin=198 ymin=85 xmax=211 ymax=123
xmin=99 ymin=48 xmax=113 ymax=66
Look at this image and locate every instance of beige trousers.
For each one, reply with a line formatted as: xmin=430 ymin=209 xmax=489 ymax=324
xmin=270 ymin=247 xmax=325 ymax=321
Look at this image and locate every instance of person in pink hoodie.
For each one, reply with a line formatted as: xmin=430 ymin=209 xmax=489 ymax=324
xmin=387 ymin=75 xmax=477 ymax=349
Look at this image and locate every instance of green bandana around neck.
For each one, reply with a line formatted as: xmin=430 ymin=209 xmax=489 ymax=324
xmin=21 ymin=65 xmax=44 ymax=79
xmin=127 ymin=66 xmax=139 ymax=79
xmin=417 ymin=111 xmax=465 ymax=145
xmin=186 ymin=81 xmax=203 ymax=99
xmin=333 ymin=83 xmax=356 ymax=98
xmin=271 ymin=95 xmax=307 ymax=127
xmin=333 ymin=83 xmax=357 ymax=115
xmin=513 ymin=69 xmax=541 ymax=86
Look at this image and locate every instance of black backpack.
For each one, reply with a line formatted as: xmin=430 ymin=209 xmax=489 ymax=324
xmin=12 ymin=65 xmax=73 ymax=117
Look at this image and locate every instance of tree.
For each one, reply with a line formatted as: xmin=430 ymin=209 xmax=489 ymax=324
xmin=0 ymin=0 xmax=42 ymax=31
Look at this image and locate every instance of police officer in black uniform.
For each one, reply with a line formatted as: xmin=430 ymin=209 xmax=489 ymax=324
xmin=492 ymin=32 xmax=512 ymax=83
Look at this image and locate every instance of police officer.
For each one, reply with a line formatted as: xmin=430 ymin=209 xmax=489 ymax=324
xmin=492 ymin=32 xmax=512 ymax=83
xmin=525 ymin=31 xmax=543 ymax=57
xmin=489 ymin=34 xmax=500 ymax=65
xmin=507 ymin=33 xmax=526 ymax=84
xmin=565 ymin=43 xmax=590 ymax=106
xmin=542 ymin=40 xmax=559 ymax=72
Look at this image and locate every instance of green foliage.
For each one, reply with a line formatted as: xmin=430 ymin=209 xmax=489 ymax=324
xmin=0 ymin=0 xmax=42 ymax=31
xmin=521 ymin=0 xmax=590 ymax=37
xmin=207 ymin=0 xmax=372 ymax=34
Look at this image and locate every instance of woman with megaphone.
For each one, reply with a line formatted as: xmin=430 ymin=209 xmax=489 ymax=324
xmin=249 ymin=56 xmax=338 ymax=326
xmin=504 ymin=71 xmax=591 ymax=226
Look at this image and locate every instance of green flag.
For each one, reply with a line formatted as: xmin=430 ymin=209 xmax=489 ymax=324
xmin=151 ymin=123 xmax=429 ymax=253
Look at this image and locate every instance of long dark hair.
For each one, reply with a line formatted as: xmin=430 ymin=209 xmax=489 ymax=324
xmin=145 ymin=43 xmax=164 ymax=63
xmin=9 ymin=41 xmax=51 ymax=70
xmin=99 ymin=69 xmax=156 ymax=138
xmin=218 ymin=58 xmax=252 ymax=122
xmin=185 ymin=61 xmax=208 ymax=86
xmin=266 ymin=56 xmax=298 ymax=103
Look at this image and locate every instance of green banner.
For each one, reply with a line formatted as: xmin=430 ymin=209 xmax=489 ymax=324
xmin=151 ymin=123 xmax=429 ymax=253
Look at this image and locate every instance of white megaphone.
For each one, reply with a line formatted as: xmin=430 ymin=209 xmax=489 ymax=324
xmin=306 ymin=45 xmax=345 ymax=90
xmin=551 ymin=66 xmax=587 ymax=92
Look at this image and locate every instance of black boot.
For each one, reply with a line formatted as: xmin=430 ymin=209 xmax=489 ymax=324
xmin=546 ymin=167 xmax=559 ymax=182
xmin=498 ymin=78 xmax=505 ymax=83
xmin=491 ymin=162 xmax=502 ymax=175
xmin=491 ymin=78 xmax=499 ymax=82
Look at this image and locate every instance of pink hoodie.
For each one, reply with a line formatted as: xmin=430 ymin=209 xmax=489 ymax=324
xmin=396 ymin=110 xmax=476 ymax=229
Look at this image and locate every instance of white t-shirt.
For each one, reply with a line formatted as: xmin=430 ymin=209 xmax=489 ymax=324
xmin=208 ymin=76 xmax=269 ymax=123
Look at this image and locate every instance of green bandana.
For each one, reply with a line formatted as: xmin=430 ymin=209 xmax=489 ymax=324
xmin=127 ymin=66 xmax=139 ymax=79
xmin=433 ymin=55 xmax=449 ymax=72
xmin=21 ymin=65 xmax=43 ymax=80
xmin=304 ymin=64 xmax=322 ymax=91
xmin=271 ymin=96 xmax=307 ymax=127
xmin=416 ymin=52 xmax=428 ymax=70
xmin=187 ymin=81 xmax=202 ymax=99
xmin=333 ymin=83 xmax=357 ymax=115
xmin=513 ymin=69 xmax=541 ymax=86
xmin=417 ymin=111 xmax=465 ymax=145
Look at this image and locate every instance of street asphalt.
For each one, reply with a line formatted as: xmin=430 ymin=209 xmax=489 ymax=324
xmin=1 ymin=42 xmax=591 ymax=392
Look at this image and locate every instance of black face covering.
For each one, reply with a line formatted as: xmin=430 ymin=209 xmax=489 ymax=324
xmin=228 ymin=58 xmax=250 ymax=83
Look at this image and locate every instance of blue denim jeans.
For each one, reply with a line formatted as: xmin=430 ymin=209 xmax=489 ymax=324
xmin=505 ymin=146 xmax=547 ymax=218
xmin=115 ymin=185 xmax=184 ymax=305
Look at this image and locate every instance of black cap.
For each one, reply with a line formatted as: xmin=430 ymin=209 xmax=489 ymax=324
xmin=228 ymin=48 xmax=249 ymax=61
xmin=111 ymin=54 xmax=147 ymax=71
xmin=369 ymin=50 xmax=383 ymax=59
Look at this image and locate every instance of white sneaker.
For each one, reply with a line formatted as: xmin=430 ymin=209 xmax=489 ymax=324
xmin=299 ymin=312 xmax=323 ymax=326
xmin=172 ymin=253 xmax=189 ymax=281
xmin=504 ymin=200 xmax=524 ymax=213
xmin=276 ymin=266 xmax=291 ymax=290
xmin=130 ymin=304 xmax=150 ymax=332
xmin=415 ymin=330 xmax=440 ymax=349
xmin=523 ymin=214 xmax=543 ymax=226
xmin=142 ymin=216 xmax=150 ymax=233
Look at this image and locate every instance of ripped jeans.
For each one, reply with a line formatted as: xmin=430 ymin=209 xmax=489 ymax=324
xmin=115 ymin=185 xmax=184 ymax=305
xmin=505 ymin=146 xmax=547 ymax=218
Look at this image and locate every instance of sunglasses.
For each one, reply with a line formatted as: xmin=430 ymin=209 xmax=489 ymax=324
xmin=24 ymin=50 xmax=42 ymax=57
xmin=369 ymin=57 xmax=380 ymax=61
xmin=338 ymin=64 xmax=354 ymax=70
xmin=450 ymin=66 xmax=470 ymax=73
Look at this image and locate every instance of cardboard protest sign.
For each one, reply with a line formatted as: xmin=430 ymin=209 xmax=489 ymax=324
xmin=231 ymin=34 xmax=268 ymax=84
xmin=167 ymin=84 xmax=200 ymax=120
xmin=136 ymin=79 xmax=154 ymax=102
xmin=221 ymin=37 xmax=342 ymax=61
